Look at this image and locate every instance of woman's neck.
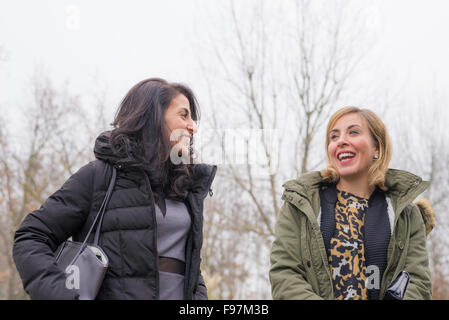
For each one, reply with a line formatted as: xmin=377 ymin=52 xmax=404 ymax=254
xmin=337 ymin=176 xmax=374 ymax=200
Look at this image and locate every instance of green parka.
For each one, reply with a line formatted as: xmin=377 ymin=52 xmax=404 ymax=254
xmin=270 ymin=169 xmax=435 ymax=300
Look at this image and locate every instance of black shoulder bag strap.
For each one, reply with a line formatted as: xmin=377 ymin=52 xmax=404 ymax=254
xmin=67 ymin=164 xmax=117 ymax=267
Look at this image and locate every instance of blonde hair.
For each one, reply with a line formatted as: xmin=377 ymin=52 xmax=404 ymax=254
xmin=321 ymin=106 xmax=392 ymax=191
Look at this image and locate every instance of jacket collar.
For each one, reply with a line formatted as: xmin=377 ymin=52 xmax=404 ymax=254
xmin=189 ymin=164 xmax=217 ymax=199
xmin=94 ymin=131 xmax=217 ymax=198
xmin=282 ymin=169 xmax=430 ymax=218
xmin=383 ymin=169 xmax=430 ymax=215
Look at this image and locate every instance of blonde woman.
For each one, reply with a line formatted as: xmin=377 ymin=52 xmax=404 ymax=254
xmin=270 ymin=106 xmax=434 ymax=300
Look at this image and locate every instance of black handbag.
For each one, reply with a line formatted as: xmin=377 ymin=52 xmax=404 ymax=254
xmin=55 ymin=165 xmax=117 ymax=300
xmin=383 ymin=270 xmax=410 ymax=300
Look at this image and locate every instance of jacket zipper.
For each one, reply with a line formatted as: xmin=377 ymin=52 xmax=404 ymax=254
xmin=190 ymin=165 xmax=217 ymax=296
xmin=206 ymin=166 xmax=218 ymax=198
xmin=142 ymin=170 xmax=160 ymax=300
xmin=378 ymin=202 xmax=409 ymax=299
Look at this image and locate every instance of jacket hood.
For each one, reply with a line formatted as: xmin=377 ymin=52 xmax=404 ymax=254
xmin=94 ymin=131 xmax=120 ymax=165
xmin=93 ymin=131 xmax=217 ymax=195
xmin=282 ymin=169 xmax=435 ymax=235
xmin=414 ymin=198 xmax=435 ymax=235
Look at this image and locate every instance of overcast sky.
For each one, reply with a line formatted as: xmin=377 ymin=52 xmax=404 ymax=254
xmin=1 ymin=0 xmax=448 ymax=135
xmin=1 ymin=0 xmax=448 ymax=300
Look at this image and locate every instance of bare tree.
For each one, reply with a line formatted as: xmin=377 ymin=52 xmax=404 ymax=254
xmin=194 ymin=0 xmax=367 ymax=299
xmin=0 ymin=68 xmax=107 ymax=299
xmin=388 ymin=90 xmax=449 ymax=299
xmin=414 ymin=103 xmax=449 ymax=300
xmin=287 ymin=0 xmax=365 ymax=175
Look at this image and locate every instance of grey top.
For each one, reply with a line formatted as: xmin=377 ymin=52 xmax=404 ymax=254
xmin=155 ymin=198 xmax=191 ymax=299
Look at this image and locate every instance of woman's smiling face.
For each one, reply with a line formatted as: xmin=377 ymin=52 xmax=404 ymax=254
xmin=164 ymin=94 xmax=197 ymax=156
xmin=327 ymin=112 xmax=378 ymax=182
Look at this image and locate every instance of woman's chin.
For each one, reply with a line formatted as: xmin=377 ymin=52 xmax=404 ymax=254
xmin=334 ymin=164 xmax=354 ymax=177
xmin=337 ymin=168 xmax=368 ymax=182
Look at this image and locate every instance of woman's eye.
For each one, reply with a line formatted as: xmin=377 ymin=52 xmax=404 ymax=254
xmin=330 ymin=135 xmax=338 ymax=140
xmin=350 ymin=130 xmax=359 ymax=135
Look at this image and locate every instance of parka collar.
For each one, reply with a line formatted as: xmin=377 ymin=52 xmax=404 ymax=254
xmin=282 ymin=171 xmax=323 ymax=201
xmin=282 ymin=168 xmax=430 ymax=216
xmin=383 ymin=169 xmax=430 ymax=214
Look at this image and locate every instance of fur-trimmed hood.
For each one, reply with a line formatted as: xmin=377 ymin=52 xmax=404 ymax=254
xmin=414 ymin=198 xmax=435 ymax=236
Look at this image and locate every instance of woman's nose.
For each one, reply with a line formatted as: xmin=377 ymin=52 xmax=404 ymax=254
xmin=336 ymin=134 xmax=348 ymax=146
xmin=187 ymin=120 xmax=198 ymax=134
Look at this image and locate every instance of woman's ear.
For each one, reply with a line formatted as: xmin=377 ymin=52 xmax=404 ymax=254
xmin=373 ymin=147 xmax=380 ymax=160
xmin=372 ymin=142 xmax=380 ymax=159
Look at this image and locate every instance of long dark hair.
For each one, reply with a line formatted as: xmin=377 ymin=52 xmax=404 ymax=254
xmin=110 ymin=78 xmax=199 ymax=200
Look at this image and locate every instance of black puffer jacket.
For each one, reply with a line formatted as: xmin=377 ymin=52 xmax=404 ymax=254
xmin=12 ymin=132 xmax=217 ymax=300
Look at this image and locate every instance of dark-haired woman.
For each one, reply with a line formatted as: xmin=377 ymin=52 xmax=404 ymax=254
xmin=13 ymin=78 xmax=217 ymax=300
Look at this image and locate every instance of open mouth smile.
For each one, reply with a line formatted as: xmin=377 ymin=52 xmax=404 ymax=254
xmin=336 ymin=151 xmax=356 ymax=164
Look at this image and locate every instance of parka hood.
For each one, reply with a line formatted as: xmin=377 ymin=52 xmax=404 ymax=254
xmin=282 ymin=169 xmax=435 ymax=235
xmin=414 ymin=198 xmax=435 ymax=235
